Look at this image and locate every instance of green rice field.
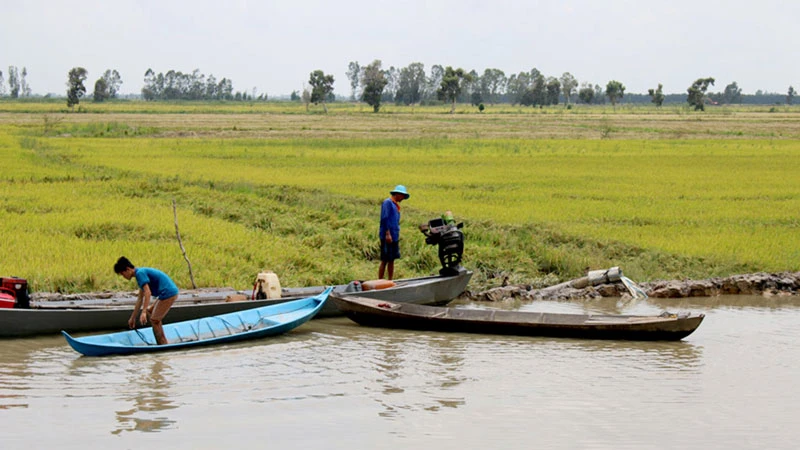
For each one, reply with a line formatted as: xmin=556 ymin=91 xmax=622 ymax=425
xmin=1 ymin=100 xmax=799 ymax=293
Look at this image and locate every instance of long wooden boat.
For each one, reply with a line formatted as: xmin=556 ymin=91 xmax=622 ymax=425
xmin=63 ymin=288 xmax=331 ymax=357
xmin=332 ymin=295 xmax=704 ymax=341
xmin=1 ymin=268 xmax=472 ymax=338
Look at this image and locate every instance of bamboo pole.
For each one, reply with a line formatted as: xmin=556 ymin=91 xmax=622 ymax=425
xmin=173 ymin=199 xmax=197 ymax=289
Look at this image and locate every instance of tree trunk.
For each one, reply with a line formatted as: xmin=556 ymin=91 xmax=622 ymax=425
xmin=173 ymin=199 xmax=197 ymax=289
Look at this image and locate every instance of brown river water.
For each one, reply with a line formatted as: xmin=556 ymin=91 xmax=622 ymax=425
xmin=1 ymin=295 xmax=798 ymax=449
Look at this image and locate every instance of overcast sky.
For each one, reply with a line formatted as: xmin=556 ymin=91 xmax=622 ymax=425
xmin=2 ymin=0 xmax=798 ymax=98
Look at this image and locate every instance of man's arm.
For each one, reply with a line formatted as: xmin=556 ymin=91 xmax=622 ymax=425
xmin=129 ymin=289 xmax=144 ymax=328
xmin=139 ymin=284 xmax=152 ymax=325
xmin=380 ymin=201 xmax=393 ymax=242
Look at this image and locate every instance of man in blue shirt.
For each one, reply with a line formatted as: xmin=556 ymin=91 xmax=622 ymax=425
xmin=114 ymin=256 xmax=179 ymax=345
xmin=379 ymin=185 xmax=410 ymax=280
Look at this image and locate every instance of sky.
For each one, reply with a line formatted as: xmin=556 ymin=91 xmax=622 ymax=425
xmin=2 ymin=0 xmax=798 ymax=98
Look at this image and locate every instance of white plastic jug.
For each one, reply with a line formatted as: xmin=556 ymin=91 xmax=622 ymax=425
xmin=255 ymin=272 xmax=282 ymax=299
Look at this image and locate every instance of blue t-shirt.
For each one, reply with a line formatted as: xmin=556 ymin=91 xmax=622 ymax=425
xmin=135 ymin=267 xmax=179 ymax=300
xmin=379 ymin=197 xmax=401 ymax=242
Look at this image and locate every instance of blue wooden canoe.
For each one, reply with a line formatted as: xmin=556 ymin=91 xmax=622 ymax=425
xmin=63 ymin=287 xmax=331 ymax=357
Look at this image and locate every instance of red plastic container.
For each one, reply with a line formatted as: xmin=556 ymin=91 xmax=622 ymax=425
xmin=0 ymin=289 xmax=15 ymax=308
xmin=0 ymin=277 xmax=28 ymax=308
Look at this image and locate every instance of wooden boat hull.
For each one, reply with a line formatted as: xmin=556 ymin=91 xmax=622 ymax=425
xmin=63 ymin=288 xmax=330 ymax=356
xmin=332 ymin=295 xmax=704 ymax=341
xmin=1 ymin=268 xmax=472 ymax=338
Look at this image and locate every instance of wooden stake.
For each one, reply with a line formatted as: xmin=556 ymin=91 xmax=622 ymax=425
xmin=173 ymin=199 xmax=197 ymax=288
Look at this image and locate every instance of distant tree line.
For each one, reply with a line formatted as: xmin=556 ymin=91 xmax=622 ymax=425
xmin=337 ymin=61 xmax=798 ymax=110
xmin=1 ymin=64 xmax=795 ymax=109
xmin=61 ymin=66 xmax=263 ymax=107
xmin=0 ymin=66 xmax=33 ymax=98
xmin=141 ymin=68 xmax=263 ymax=101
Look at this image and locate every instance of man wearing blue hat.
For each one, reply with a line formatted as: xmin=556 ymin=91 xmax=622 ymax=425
xmin=379 ymin=185 xmax=410 ymax=280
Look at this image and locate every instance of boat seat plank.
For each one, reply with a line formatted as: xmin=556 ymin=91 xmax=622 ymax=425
xmin=584 ymin=316 xmax=669 ymax=325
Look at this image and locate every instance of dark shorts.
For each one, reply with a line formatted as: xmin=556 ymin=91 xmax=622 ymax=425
xmin=380 ymin=240 xmax=401 ymax=262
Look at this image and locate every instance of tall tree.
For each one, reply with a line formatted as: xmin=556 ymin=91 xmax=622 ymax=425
xmin=648 ymin=83 xmax=665 ymax=107
xmin=301 ymin=88 xmax=311 ymax=111
xmin=93 ymin=78 xmax=109 ymax=102
xmin=346 ymin=61 xmax=360 ymax=101
xmin=594 ymin=84 xmax=605 ymax=104
xmin=360 ymin=60 xmax=388 ymax=112
xmin=188 ymin=69 xmax=204 ymax=100
xmin=205 ymin=74 xmax=217 ymax=99
xmin=559 ymin=72 xmax=578 ymax=105
xmin=687 ymin=77 xmax=715 ymax=111
xmin=8 ymin=66 xmax=19 ymax=98
xmin=93 ymin=69 xmax=122 ymax=102
xmin=20 ymin=67 xmax=31 ymax=97
xmin=578 ymin=82 xmax=595 ymax=104
xmin=426 ymin=65 xmax=444 ymax=101
xmin=722 ymin=81 xmax=742 ymax=104
xmin=530 ymin=69 xmax=546 ymax=106
xmin=217 ymin=78 xmax=233 ymax=100
xmin=0 ymin=70 xmax=5 ymax=96
xmin=506 ymin=72 xmax=531 ymax=105
xmin=382 ymin=66 xmax=398 ymax=103
xmin=66 ymin=67 xmax=88 ymax=108
xmin=459 ymin=69 xmax=480 ymax=104
xmin=142 ymin=68 xmax=157 ymax=100
xmin=308 ymin=70 xmax=334 ymax=112
xmin=396 ymin=62 xmax=426 ymax=105
xmin=788 ymin=86 xmax=796 ymax=105
xmin=481 ymin=68 xmax=506 ymax=105
xmin=605 ymin=80 xmax=625 ymax=109
xmin=437 ymin=66 xmax=473 ymax=114
xmin=519 ymin=86 xmax=536 ymax=107
xmin=545 ymin=77 xmax=561 ymax=106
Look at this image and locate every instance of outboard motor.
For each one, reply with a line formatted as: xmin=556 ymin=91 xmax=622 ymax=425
xmin=419 ymin=211 xmax=465 ymax=276
xmin=0 ymin=277 xmax=30 ymax=309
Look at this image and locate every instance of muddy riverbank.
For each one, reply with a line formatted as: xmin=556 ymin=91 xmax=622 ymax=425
xmin=29 ymin=271 xmax=800 ymax=304
xmin=466 ymin=271 xmax=800 ymax=302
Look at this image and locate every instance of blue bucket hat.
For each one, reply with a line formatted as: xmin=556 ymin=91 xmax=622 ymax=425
xmin=390 ymin=185 xmax=410 ymax=199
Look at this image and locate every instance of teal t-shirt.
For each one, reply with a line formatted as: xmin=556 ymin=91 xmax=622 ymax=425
xmin=135 ymin=267 xmax=179 ymax=299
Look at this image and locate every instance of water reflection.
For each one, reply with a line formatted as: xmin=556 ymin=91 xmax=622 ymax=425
xmin=318 ymin=312 xmax=708 ymax=421
xmin=361 ymin=330 xmax=703 ymax=423
xmin=111 ymin=359 xmax=177 ymax=435
xmin=351 ymin=328 xmax=469 ymax=418
xmin=562 ymin=336 xmax=704 ymax=370
xmin=645 ymin=294 xmax=800 ymax=311
xmin=0 ymin=336 xmax=67 ymax=410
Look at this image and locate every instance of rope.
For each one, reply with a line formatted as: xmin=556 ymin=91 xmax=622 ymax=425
xmin=134 ymin=328 xmax=153 ymax=346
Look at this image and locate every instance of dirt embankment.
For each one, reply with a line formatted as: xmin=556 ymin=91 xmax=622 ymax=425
xmin=466 ymin=272 xmax=800 ymax=302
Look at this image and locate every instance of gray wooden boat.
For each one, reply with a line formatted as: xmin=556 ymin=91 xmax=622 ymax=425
xmin=0 ymin=268 xmax=471 ymax=338
xmin=332 ymin=294 xmax=704 ymax=341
